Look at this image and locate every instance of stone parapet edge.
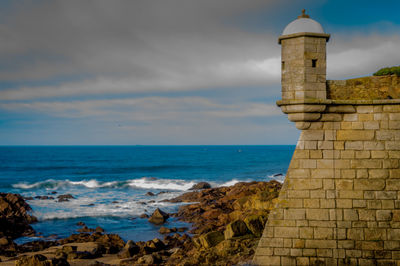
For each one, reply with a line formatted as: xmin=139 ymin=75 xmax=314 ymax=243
xmin=277 ymin=99 xmax=400 ymax=106
xmin=278 ymin=32 xmax=331 ymax=44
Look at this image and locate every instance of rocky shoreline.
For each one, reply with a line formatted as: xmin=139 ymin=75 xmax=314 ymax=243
xmin=0 ymin=180 xmax=281 ymax=265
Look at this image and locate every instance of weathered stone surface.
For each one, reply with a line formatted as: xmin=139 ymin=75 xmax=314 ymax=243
xmin=0 ymin=193 xmax=37 ymax=239
xmin=199 ymin=231 xmax=224 ymax=248
xmin=189 ymin=182 xmax=211 ymax=190
xmin=256 ymin=28 xmax=400 ymax=265
xmin=15 ymin=254 xmax=51 ymax=266
xmin=224 ymin=220 xmax=248 ymax=239
xmin=148 ymin=208 xmax=169 ymax=225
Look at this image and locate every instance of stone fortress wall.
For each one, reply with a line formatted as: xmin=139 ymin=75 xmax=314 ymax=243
xmin=253 ymin=10 xmax=400 ymax=266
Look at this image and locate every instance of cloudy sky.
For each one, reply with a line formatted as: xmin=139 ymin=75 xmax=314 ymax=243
xmin=1 ymin=0 xmax=400 ymax=145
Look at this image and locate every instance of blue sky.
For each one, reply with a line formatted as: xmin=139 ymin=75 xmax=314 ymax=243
xmin=1 ymin=0 xmax=400 ymax=145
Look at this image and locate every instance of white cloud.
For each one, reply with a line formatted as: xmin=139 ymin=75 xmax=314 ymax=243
xmin=327 ymin=35 xmax=400 ymax=79
xmin=0 ymin=97 xmax=281 ymax=122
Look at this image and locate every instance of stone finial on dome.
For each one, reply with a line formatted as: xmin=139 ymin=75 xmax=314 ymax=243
xmin=298 ymin=9 xmax=310 ymax=19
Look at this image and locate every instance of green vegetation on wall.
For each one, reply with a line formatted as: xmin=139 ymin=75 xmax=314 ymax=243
xmin=373 ymin=66 xmax=400 ymax=76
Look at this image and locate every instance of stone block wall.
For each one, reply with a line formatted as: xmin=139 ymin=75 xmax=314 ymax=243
xmin=327 ymin=75 xmax=400 ymax=100
xmin=253 ymin=100 xmax=400 ymax=265
xmin=280 ymin=35 xmax=328 ymax=100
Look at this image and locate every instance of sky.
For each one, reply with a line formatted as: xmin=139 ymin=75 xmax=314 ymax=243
xmin=1 ymin=0 xmax=400 ymax=145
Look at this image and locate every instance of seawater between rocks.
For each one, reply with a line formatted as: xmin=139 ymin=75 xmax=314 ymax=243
xmin=0 ymin=145 xmax=294 ymax=243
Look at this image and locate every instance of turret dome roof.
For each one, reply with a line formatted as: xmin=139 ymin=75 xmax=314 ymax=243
xmin=282 ymin=9 xmax=325 ymax=35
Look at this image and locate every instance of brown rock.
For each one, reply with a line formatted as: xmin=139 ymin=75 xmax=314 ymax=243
xmin=0 ymin=236 xmax=9 ymax=246
xmin=146 ymin=192 xmax=155 ymax=196
xmin=244 ymin=215 xmax=265 ymax=237
xmin=137 ymin=254 xmax=161 ymax=264
xmin=15 ymin=254 xmax=50 ymax=266
xmin=159 ymin=226 xmax=171 ymax=234
xmin=139 ymin=213 xmax=149 ymax=218
xmin=148 ymin=208 xmax=169 ymax=225
xmin=0 ymin=193 xmax=37 ymax=239
xmin=57 ymin=194 xmax=75 ymax=202
xmin=95 ymin=226 xmax=104 ymax=233
xmin=77 ymin=226 xmax=95 ymax=233
xmin=224 ymin=220 xmax=249 ymax=239
xmin=199 ymin=231 xmax=224 ymax=248
xmin=118 ymin=240 xmax=139 ymax=258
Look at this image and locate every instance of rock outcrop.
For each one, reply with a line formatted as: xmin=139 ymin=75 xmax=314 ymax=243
xmin=0 ymin=193 xmax=37 ymax=239
xmin=148 ymin=208 xmax=169 ymax=225
xmin=189 ymin=182 xmax=211 ymax=190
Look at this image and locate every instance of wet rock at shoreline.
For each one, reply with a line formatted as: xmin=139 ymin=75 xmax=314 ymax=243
xmin=35 ymin=195 xmax=54 ymax=200
xmin=190 ymin=182 xmax=211 ymax=190
xmin=0 ymin=193 xmax=38 ymax=239
xmin=139 ymin=213 xmax=149 ymax=218
xmin=118 ymin=240 xmax=139 ymax=259
xmin=145 ymin=192 xmax=155 ymax=196
xmin=77 ymin=226 xmax=95 ymax=233
xmin=57 ymin=194 xmax=75 ymax=202
xmin=148 ymin=208 xmax=169 ymax=225
xmin=3 ymin=180 xmax=282 ymax=266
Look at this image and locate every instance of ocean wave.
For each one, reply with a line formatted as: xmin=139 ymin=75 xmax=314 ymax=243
xmin=268 ymin=174 xmax=286 ymax=183
xmin=12 ymin=177 xmax=197 ymax=191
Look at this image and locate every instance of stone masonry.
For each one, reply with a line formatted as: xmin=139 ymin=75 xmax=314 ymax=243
xmin=254 ymin=99 xmax=400 ymax=265
xmin=253 ymin=10 xmax=400 ymax=266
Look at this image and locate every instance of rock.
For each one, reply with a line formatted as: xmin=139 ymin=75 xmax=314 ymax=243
xmin=118 ymin=240 xmax=139 ymax=258
xmin=0 ymin=236 xmax=9 ymax=246
xmin=51 ymin=258 xmax=70 ymax=266
xmin=159 ymin=226 xmax=171 ymax=234
xmin=144 ymin=238 xmax=165 ymax=253
xmin=57 ymin=194 xmax=75 ymax=202
xmin=15 ymin=254 xmax=50 ymax=266
xmin=137 ymin=254 xmax=161 ymax=264
xmin=62 ymin=245 xmax=77 ymax=253
xmin=177 ymin=227 xmax=188 ymax=232
xmin=224 ymin=220 xmax=248 ymax=239
xmin=146 ymin=192 xmax=155 ymax=196
xmin=24 ymin=196 xmax=34 ymax=200
xmin=89 ymin=261 xmax=110 ymax=266
xmin=77 ymin=221 xmax=85 ymax=226
xmin=0 ymin=193 xmax=38 ymax=239
xmin=148 ymin=208 xmax=169 ymax=224
xmin=244 ymin=215 xmax=265 ymax=237
xmin=95 ymin=226 xmax=104 ymax=233
xmin=199 ymin=231 xmax=224 ymax=248
xmin=35 ymin=195 xmax=54 ymax=200
xmin=51 ymin=191 xmax=58 ymax=194
xmin=190 ymin=182 xmax=211 ymax=190
xmin=77 ymin=226 xmax=95 ymax=233
xmin=139 ymin=213 xmax=149 ymax=218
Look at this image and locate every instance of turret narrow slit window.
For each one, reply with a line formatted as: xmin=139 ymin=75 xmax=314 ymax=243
xmin=312 ymin=59 xmax=317 ymax=68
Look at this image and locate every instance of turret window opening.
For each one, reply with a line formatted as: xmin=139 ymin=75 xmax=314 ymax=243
xmin=282 ymin=61 xmax=285 ymax=70
xmin=312 ymin=59 xmax=317 ymax=68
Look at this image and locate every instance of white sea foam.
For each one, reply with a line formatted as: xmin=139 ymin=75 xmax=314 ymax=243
xmin=127 ymin=178 xmax=196 ymax=191
xmin=268 ymin=174 xmax=286 ymax=183
xmin=13 ymin=177 xmax=197 ymax=191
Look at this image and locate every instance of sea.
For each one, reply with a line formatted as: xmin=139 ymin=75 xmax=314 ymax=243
xmin=0 ymin=145 xmax=294 ymax=244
